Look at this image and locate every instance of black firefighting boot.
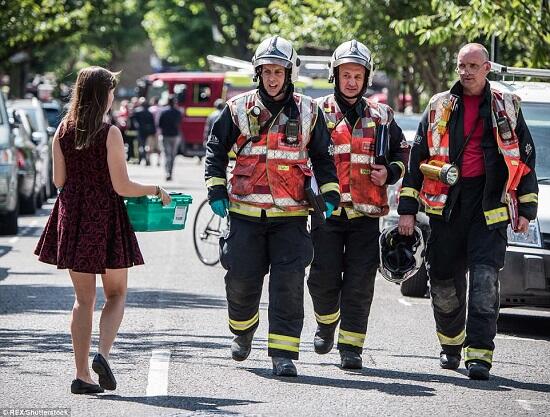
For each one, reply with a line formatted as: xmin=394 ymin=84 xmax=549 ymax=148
xmin=340 ymin=350 xmax=362 ymax=370
xmin=231 ymin=331 xmax=255 ymax=362
xmin=272 ymin=357 xmax=298 ymax=377
xmin=314 ymin=322 xmax=338 ymax=354
xmin=439 ymin=352 xmax=461 ymax=370
xmin=467 ymin=361 xmax=490 ymax=380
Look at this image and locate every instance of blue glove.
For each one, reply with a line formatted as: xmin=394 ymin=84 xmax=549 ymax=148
xmin=210 ymin=199 xmax=229 ymax=218
xmin=325 ymin=202 xmax=335 ymax=219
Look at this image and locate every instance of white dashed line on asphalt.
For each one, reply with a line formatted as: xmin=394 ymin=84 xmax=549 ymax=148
xmin=398 ymin=298 xmax=413 ymax=306
xmin=516 ymin=399 xmax=550 ymax=411
xmin=495 ymin=334 xmax=542 ymax=342
xmin=146 ymin=349 xmax=171 ymax=396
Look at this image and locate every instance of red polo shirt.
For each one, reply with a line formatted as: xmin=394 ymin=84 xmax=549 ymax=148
xmin=461 ymin=94 xmax=485 ymax=177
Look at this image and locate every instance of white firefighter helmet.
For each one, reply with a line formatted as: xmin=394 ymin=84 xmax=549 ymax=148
xmin=379 ymin=225 xmax=425 ymax=284
xmin=328 ymin=39 xmax=374 ymax=86
xmin=252 ymin=36 xmax=301 ymax=82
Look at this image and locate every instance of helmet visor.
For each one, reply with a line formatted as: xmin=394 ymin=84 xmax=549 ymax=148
xmin=254 ymin=57 xmax=292 ymax=69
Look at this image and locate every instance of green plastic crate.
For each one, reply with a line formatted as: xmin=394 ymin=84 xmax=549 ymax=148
xmin=125 ymin=193 xmax=193 ymax=232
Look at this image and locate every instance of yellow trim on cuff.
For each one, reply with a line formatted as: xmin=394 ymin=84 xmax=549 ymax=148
xmin=437 ymin=329 xmax=465 ymax=346
xmin=464 ymin=347 xmax=493 ymax=364
xmin=268 ymin=333 xmax=300 ymax=352
xmin=315 ymin=310 xmax=340 ymax=325
xmin=206 ymin=177 xmax=227 ymax=188
xmin=229 ymin=311 xmax=259 ymax=331
xmin=338 ymin=329 xmax=366 ymax=348
xmin=518 ymin=193 xmax=538 ymax=204
xmin=400 ymin=187 xmax=419 ymax=200
xmin=390 ymin=161 xmax=406 ymax=179
xmin=320 ymin=182 xmax=341 ymax=195
xmin=484 ymin=207 xmax=509 ymax=225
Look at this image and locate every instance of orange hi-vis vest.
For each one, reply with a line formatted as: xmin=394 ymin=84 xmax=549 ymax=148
xmin=419 ymin=89 xmax=529 ymax=223
xmin=226 ymin=90 xmax=317 ymax=217
xmin=318 ymin=95 xmax=393 ymax=216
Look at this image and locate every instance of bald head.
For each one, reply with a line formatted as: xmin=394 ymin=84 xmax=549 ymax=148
xmin=458 ymin=43 xmax=490 ymax=61
xmin=456 ymin=43 xmax=491 ymax=96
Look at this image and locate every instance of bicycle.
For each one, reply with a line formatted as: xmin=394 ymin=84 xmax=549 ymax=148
xmin=193 ymin=198 xmax=230 ymax=266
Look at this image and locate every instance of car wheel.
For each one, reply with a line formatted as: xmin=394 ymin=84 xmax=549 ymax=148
xmin=400 ymin=264 xmax=429 ymax=297
xmin=0 ymin=207 xmax=18 ymax=236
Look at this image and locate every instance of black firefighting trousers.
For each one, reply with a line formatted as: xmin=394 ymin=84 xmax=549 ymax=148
xmin=219 ymin=215 xmax=314 ymax=360
xmin=307 ymin=213 xmax=379 ymax=354
xmin=426 ymin=176 xmax=507 ymax=368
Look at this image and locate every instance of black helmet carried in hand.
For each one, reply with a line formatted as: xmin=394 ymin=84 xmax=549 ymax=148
xmin=379 ymin=225 xmax=425 ymax=284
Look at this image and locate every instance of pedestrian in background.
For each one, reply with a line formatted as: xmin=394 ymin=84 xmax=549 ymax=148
xmin=398 ymin=43 xmax=537 ymax=380
xmin=203 ymin=98 xmax=225 ymax=147
xmin=34 ymin=66 xmax=171 ymax=394
xmin=131 ymin=97 xmax=156 ymax=166
xmin=159 ymin=96 xmax=182 ymax=181
xmin=147 ymin=96 xmax=162 ymax=167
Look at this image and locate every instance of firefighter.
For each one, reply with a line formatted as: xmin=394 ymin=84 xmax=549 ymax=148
xmin=204 ymin=36 xmax=340 ymax=377
xmin=308 ymin=40 xmax=410 ymax=369
xmin=398 ymin=43 xmax=538 ymax=380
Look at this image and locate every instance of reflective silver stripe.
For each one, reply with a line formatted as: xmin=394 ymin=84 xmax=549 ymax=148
xmin=341 ymin=192 xmax=352 ymax=202
xmin=274 ymin=197 xmax=308 ymax=206
xmin=237 ymin=144 xmax=267 ymax=155
xmin=351 ymin=154 xmax=376 ymax=164
xmin=334 ymin=144 xmax=351 ymax=154
xmin=429 ymin=147 xmax=449 ymax=157
xmin=300 ymin=95 xmax=314 ymax=144
xmin=230 ymin=191 xmax=274 ymax=204
xmin=429 ymin=92 xmax=450 ymax=153
xmin=423 ymin=193 xmax=447 ymax=203
xmin=234 ymin=95 xmax=251 ymax=136
xmin=500 ymin=147 xmax=520 ymax=158
xmin=503 ymin=93 xmax=518 ymax=130
xmin=267 ymin=149 xmax=308 ymax=160
xmin=353 ymin=203 xmax=384 ymax=215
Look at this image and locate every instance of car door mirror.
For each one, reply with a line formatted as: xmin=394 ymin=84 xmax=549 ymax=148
xmin=31 ymin=131 xmax=45 ymax=145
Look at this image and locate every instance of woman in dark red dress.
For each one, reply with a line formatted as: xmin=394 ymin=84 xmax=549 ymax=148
xmin=35 ymin=67 xmax=171 ymax=394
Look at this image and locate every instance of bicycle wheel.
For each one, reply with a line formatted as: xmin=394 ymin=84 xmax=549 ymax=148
xmin=193 ymin=199 xmax=229 ymax=266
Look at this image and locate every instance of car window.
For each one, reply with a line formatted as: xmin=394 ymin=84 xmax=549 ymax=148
xmin=44 ymin=107 xmax=61 ymax=128
xmin=522 ymin=102 xmax=550 ymax=179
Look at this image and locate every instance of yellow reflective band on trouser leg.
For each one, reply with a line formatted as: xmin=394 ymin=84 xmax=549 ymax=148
xmin=484 ymin=207 xmax=509 ymax=225
xmin=463 ymin=347 xmax=493 ymax=365
xmin=437 ymin=329 xmax=466 ymax=346
xmin=267 ymin=333 xmax=300 ymax=353
xmin=338 ymin=329 xmax=366 ymax=348
xmin=228 ymin=311 xmax=259 ymax=332
xmin=314 ymin=310 xmax=340 ymax=325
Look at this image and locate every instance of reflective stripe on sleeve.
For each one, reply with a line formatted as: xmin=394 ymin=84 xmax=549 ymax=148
xmin=518 ymin=193 xmax=538 ymax=204
xmin=484 ymin=207 xmax=509 ymax=225
xmin=320 ymin=182 xmax=341 ymax=195
xmin=390 ymin=161 xmax=406 ymax=178
xmin=400 ymin=187 xmax=419 ymax=200
xmin=206 ymin=177 xmax=227 ymax=188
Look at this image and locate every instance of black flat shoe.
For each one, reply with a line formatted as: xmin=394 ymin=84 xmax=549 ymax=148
xmin=272 ymin=357 xmax=298 ymax=377
xmin=92 ymin=353 xmax=117 ymax=390
xmin=70 ymin=379 xmax=104 ymax=394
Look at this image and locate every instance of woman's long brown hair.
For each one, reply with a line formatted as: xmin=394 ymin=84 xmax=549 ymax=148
xmin=63 ymin=66 xmax=119 ymax=149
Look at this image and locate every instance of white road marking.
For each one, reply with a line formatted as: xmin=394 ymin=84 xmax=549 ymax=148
xmin=8 ymin=236 xmax=18 ymax=244
xmin=516 ymin=399 xmax=550 ymax=411
xmin=495 ymin=334 xmax=542 ymax=342
xmin=146 ymin=349 xmax=171 ymax=396
xmin=398 ymin=298 xmax=413 ymax=306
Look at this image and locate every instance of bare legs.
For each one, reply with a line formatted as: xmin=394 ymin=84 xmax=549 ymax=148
xmin=69 ymin=268 xmax=128 ymax=383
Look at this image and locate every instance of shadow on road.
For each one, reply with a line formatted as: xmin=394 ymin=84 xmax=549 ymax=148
xmin=93 ymin=394 xmax=261 ymax=414
xmin=0 ymin=286 xmax=226 ymax=315
xmin=245 ymin=367 xmax=436 ymax=397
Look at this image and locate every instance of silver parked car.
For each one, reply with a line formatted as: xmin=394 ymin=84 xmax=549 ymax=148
xmin=0 ymin=92 xmax=19 ymax=235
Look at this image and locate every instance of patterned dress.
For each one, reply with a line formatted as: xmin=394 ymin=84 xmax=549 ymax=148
xmin=35 ymin=122 xmax=144 ymax=274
